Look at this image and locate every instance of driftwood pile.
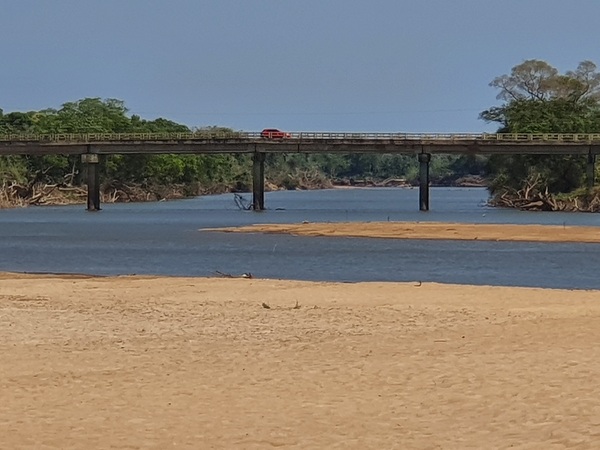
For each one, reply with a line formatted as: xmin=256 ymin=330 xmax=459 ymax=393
xmin=1 ymin=181 xmax=87 ymax=206
xmin=490 ymin=175 xmax=600 ymax=212
xmin=101 ymin=181 xmax=179 ymax=203
xmin=0 ymin=180 xmax=197 ymax=208
xmin=333 ymin=177 xmax=410 ymax=188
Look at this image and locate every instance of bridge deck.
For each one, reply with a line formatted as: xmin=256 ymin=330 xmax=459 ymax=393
xmin=1 ymin=132 xmax=600 ymax=156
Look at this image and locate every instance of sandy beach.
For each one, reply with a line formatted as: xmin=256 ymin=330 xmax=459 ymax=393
xmin=2 ymin=272 xmax=600 ymax=449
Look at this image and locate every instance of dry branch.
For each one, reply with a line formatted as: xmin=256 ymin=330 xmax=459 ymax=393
xmin=490 ymin=175 xmax=600 ymax=212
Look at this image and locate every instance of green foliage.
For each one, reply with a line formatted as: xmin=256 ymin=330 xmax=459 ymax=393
xmin=0 ymin=111 xmax=35 ymax=133
xmin=46 ymin=98 xmax=132 ymax=133
xmin=482 ymin=98 xmax=600 ymax=134
xmin=334 ymin=154 xmax=417 ymax=180
xmin=449 ymin=155 xmax=487 ymax=176
xmin=0 ymin=156 xmax=28 ymax=184
xmin=310 ymin=154 xmax=350 ymax=177
xmin=486 ymin=154 xmax=587 ymax=194
xmin=0 ymin=98 xmax=201 ymax=187
xmin=481 ymin=59 xmax=600 ymax=194
xmin=2 ymin=96 xmax=488 ymax=196
xmin=131 ymin=116 xmax=189 ymax=133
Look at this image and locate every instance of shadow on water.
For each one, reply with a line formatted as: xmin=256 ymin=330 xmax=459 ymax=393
xmin=0 ymin=188 xmax=599 ymax=289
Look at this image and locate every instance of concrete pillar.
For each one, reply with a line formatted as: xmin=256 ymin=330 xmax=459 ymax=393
xmin=252 ymin=152 xmax=266 ymax=211
xmin=82 ymin=153 xmax=101 ymax=211
xmin=587 ymin=152 xmax=596 ymax=190
xmin=418 ymin=152 xmax=431 ymax=211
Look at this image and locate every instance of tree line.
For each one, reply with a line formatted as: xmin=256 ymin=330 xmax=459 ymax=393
xmin=0 ymin=98 xmax=483 ymax=204
xmin=1 ymin=59 xmax=599 ymax=209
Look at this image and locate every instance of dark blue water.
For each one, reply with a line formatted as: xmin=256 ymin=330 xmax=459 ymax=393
xmin=1 ymin=188 xmax=599 ymax=289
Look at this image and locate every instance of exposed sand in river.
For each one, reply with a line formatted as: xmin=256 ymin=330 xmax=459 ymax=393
xmin=2 ymin=272 xmax=600 ymax=449
xmin=210 ymin=221 xmax=600 ymax=243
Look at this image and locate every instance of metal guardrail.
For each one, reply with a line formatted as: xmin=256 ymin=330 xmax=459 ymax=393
xmin=2 ymin=132 xmax=600 ymax=143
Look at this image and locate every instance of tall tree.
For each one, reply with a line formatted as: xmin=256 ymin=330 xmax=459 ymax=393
xmin=481 ymin=60 xmax=600 ymax=194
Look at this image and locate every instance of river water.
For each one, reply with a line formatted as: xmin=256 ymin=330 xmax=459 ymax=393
xmin=0 ymin=188 xmax=599 ymax=289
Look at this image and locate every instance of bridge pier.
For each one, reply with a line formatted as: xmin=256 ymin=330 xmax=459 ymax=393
xmin=82 ymin=153 xmax=101 ymax=211
xmin=418 ymin=153 xmax=431 ymax=211
xmin=252 ymin=152 xmax=266 ymax=211
xmin=587 ymin=152 xmax=596 ymax=189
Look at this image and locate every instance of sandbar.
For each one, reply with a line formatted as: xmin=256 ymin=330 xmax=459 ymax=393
xmin=210 ymin=221 xmax=600 ymax=243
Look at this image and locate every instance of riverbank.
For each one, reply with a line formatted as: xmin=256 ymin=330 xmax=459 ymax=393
xmin=211 ymin=221 xmax=600 ymax=243
xmin=0 ymin=181 xmax=229 ymax=208
xmin=0 ymin=174 xmax=484 ymax=209
xmin=1 ymin=273 xmax=599 ymax=449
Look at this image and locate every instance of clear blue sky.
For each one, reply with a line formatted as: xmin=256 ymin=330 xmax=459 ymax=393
xmin=2 ymin=0 xmax=599 ymax=132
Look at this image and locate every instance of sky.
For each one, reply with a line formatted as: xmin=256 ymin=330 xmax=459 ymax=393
xmin=2 ymin=0 xmax=600 ymax=133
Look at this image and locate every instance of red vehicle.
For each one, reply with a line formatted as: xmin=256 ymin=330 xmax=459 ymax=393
xmin=260 ymin=128 xmax=291 ymax=139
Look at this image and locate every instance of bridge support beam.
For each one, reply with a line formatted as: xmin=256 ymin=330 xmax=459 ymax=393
xmin=587 ymin=152 xmax=596 ymax=189
xmin=252 ymin=152 xmax=266 ymax=211
xmin=82 ymin=153 xmax=101 ymax=211
xmin=418 ymin=153 xmax=431 ymax=211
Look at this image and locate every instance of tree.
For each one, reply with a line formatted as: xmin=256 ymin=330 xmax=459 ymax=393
xmin=52 ymin=98 xmax=132 ymax=133
xmin=481 ymin=60 xmax=600 ymax=194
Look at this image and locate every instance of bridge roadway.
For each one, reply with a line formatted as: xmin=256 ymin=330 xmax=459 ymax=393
xmin=1 ymin=132 xmax=598 ymax=211
xmin=2 ymin=131 xmax=600 ymax=155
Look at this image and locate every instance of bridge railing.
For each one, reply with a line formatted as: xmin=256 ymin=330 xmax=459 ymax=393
xmin=2 ymin=132 xmax=600 ymax=143
xmin=483 ymin=133 xmax=600 ymax=142
xmin=0 ymin=131 xmax=244 ymax=142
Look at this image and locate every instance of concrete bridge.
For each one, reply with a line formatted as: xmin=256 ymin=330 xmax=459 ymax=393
xmin=1 ymin=131 xmax=599 ymax=211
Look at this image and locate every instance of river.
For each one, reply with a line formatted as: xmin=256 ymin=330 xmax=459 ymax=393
xmin=0 ymin=187 xmax=599 ymax=289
